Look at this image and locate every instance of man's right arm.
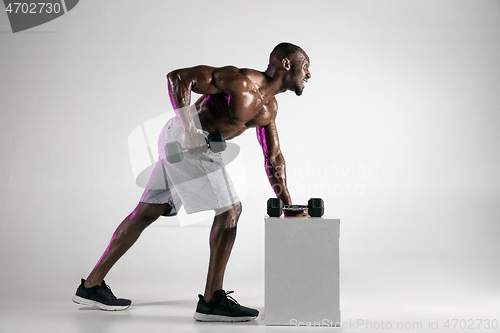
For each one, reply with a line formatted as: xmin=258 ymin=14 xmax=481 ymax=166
xmin=166 ymin=66 xmax=242 ymax=153
xmin=167 ymin=66 xmax=223 ymax=154
xmin=167 ymin=65 xmax=224 ymax=108
xmin=167 ymin=66 xmax=219 ymax=137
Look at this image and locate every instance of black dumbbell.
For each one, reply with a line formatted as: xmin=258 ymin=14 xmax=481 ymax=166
xmin=267 ymin=198 xmax=324 ymax=217
xmin=166 ymin=130 xmax=226 ymax=163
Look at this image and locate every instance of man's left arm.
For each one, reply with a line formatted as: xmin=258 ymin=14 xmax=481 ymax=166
xmin=257 ymin=120 xmax=307 ymax=217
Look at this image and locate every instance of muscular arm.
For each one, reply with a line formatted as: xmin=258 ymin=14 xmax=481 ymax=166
xmin=166 ymin=65 xmax=222 ymax=134
xmin=166 ymin=65 xmax=245 ymax=151
xmin=257 ymin=119 xmax=293 ymax=206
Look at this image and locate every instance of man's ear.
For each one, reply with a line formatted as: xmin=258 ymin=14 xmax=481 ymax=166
xmin=281 ymin=58 xmax=291 ymax=70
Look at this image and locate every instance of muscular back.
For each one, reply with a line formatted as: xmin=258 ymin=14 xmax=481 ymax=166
xmin=168 ymin=66 xmax=277 ymax=140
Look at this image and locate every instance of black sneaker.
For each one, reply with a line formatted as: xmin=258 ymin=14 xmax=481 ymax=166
xmin=72 ymin=279 xmax=131 ymax=311
xmin=193 ymin=289 xmax=259 ymax=322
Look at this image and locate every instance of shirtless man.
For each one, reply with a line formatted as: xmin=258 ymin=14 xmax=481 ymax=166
xmin=72 ymin=42 xmax=312 ymax=322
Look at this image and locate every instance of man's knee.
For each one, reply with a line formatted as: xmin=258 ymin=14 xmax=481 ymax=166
xmin=215 ymin=202 xmax=242 ymax=218
xmin=135 ymin=202 xmax=171 ymax=224
xmin=214 ymin=202 xmax=242 ymax=230
xmin=232 ymin=201 xmax=242 ymax=218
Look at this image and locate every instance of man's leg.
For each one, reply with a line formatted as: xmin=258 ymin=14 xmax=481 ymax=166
xmin=84 ymin=202 xmax=172 ymax=288
xmin=194 ymin=201 xmax=259 ymax=322
xmin=73 ymin=202 xmax=171 ymax=310
xmin=203 ymin=201 xmax=242 ymax=302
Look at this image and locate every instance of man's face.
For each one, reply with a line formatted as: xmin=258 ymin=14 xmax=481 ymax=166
xmin=291 ymin=54 xmax=311 ymax=96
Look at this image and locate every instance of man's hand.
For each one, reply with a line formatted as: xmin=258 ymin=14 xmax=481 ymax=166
xmin=184 ymin=131 xmax=208 ymax=155
xmin=284 ymin=209 xmax=309 ymax=217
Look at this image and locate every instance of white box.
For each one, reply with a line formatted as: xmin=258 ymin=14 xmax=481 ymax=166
xmin=265 ymin=217 xmax=340 ymax=326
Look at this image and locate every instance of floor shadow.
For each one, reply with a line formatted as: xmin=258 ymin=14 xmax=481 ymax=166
xmin=132 ymin=299 xmax=195 ymax=307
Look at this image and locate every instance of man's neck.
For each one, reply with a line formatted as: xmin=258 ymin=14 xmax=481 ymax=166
xmin=262 ymin=67 xmax=287 ymax=97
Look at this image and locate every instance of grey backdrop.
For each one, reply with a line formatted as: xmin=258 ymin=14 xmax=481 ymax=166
xmin=1 ymin=0 xmax=499 ymax=328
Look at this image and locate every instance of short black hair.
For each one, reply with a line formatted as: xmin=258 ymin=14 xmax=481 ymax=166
xmin=269 ymin=42 xmax=305 ymax=65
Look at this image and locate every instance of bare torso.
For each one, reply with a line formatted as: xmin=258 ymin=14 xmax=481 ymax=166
xmin=166 ymin=48 xmax=312 ymax=211
xmin=193 ymin=68 xmax=277 ymax=140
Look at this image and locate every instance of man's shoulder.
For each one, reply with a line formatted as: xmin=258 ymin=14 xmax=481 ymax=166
xmin=213 ymin=65 xmax=250 ymax=77
xmin=240 ymin=68 xmax=267 ymax=83
xmin=219 ymin=67 xmax=266 ymax=84
xmin=212 ymin=66 xmax=262 ymax=93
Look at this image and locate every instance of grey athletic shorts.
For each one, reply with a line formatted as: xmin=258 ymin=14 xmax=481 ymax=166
xmin=139 ymin=116 xmax=240 ymax=215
